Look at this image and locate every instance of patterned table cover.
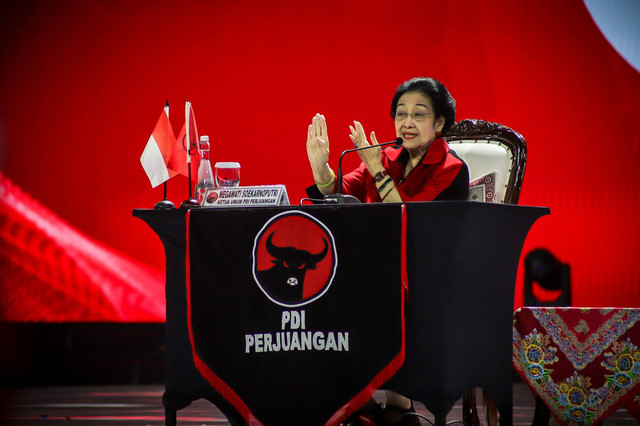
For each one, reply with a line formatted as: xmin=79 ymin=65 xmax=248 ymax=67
xmin=513 ymin=307 xmax=640 ymax=425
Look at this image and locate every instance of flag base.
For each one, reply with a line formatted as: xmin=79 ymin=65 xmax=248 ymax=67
xmin=154 ymin=199 xmax=176 ymax=210
xmin=180 ymin=198 xmax=200 ymax=209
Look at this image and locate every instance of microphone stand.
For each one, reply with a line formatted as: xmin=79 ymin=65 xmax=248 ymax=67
xmin=325 ymin=137 xmax=403 ymax=204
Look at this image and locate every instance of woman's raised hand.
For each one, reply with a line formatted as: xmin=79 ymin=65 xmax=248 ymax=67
xmin=349 ymin=121 xmax=383 ymax=171
xmin=306 ymin=113 xmax=333 ymax=185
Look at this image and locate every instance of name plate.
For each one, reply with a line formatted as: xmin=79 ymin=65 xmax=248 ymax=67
xmin=202 ymin=185 xmax=290 ymax=207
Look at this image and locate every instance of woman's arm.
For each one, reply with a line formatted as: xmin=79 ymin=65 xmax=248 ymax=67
xmin=349 ymin=121 xmax=403 ymax=203
xmin=306 ymin=113 xmax=335 ymax=195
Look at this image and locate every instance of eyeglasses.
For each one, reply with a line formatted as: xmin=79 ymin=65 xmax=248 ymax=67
xmin=394 ymin=111 xmax=433 ymax=122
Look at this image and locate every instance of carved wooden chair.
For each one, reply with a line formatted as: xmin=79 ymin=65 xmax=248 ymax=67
xmin=445 ymin=119 xmax=528 ymax=425
xmin=446 ymin=118 xmax=526 ymax=205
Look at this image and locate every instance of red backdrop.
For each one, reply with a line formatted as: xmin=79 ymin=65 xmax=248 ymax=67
xmin=1 ymin=0 xmax=639 ymax=320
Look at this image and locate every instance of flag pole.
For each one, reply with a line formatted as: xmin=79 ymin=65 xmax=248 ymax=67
xmin=180 ymin=100 xmax=199 ymax=209
xmin=155 ymin=100 xmax=176 ymax=210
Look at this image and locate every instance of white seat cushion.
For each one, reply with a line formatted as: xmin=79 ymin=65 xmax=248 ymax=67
xmin=448 ymin=140 xmax=513 ymax=203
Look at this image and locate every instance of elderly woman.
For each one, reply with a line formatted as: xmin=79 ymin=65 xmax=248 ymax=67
xmin=306 ymin=77 xmax=469 ymax=203
xmin=306 ymin=78 xmax=469 ymax=425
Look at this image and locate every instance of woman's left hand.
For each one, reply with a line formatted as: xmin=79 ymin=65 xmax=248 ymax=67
xmin=349 ymin=121 xmax=383 ymax=172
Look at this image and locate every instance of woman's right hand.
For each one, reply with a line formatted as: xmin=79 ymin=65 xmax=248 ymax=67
xmin=306 ymin=113 xmax=333 ymax=185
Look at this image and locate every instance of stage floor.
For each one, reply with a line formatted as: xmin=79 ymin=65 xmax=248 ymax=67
xmin=1 ymin=382 xmax=638 ymax=425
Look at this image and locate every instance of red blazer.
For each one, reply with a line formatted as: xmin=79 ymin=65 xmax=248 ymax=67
xmin=340 ymin=137 xmax=469 ymax=202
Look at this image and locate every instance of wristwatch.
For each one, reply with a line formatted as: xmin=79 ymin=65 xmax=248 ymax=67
xmin=373 ymin=170 xmax=388 ymax=182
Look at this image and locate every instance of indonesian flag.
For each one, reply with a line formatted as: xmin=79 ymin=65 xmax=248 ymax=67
xmin=140 ymin=106 xmax=178 ymax=188
xmin=168 ymin=101 xmax=200 ymax=183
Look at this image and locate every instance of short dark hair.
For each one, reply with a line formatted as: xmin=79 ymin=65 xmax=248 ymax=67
xmin=390 ymin=77 xmax=456 ymax=135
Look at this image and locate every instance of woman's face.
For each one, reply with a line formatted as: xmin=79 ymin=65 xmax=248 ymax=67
xmin=394 ymin=91 xmax=444 ymax=156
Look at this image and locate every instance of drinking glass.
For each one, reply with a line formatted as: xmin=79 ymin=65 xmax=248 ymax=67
xmin=214 ymin=162 xmax=241 ymax=187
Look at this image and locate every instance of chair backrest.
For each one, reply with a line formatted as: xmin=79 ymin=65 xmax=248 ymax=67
xmin=445 ymin=119 xmax=527 ymax=205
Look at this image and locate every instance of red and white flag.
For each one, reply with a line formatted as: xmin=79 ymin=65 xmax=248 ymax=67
xmin=168 ymin=101 xmax=200 ymax=182
xmin=140 ymin=106 xmax=177 ymax=188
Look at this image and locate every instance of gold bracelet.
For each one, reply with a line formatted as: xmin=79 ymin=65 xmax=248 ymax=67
xmin=315 ymin=169 xmax=335 ymax=188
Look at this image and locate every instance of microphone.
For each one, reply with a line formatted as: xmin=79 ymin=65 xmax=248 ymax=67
xmin=326 ymin=137 xmax=403 ymax=204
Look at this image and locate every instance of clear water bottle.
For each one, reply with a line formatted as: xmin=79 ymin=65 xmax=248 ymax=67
xmin=196 ymin=135 xmax=215 ymax=205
